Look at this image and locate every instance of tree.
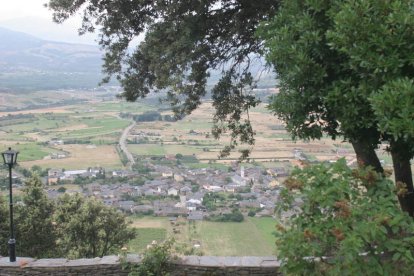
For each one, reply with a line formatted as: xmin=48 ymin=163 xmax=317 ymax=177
xmin=258 ymin=0 xmax=382 ymax=171
xmin=15 ymin=175 xmax=57 ymax=258
xmin=0 ymin=197 xmax=9 ymax=256
xmin=276 ymin=160 xmax=414 ymax=275
xmin=47 ymin=0 xmax=279 ymax=158
xmin=326 ymin=0 xmax=414 ymax=216
xmin=258 ymin=0 xmax=414 ymax=215
xmin=54 ymin=194 xmax=135 ymax=258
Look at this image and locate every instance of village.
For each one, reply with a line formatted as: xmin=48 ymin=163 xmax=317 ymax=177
xmin=41 ymin=158 xmax=290 ymax=221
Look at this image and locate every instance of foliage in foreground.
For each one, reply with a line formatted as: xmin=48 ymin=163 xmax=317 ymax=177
xmin=0 ymin=176 xmax=135 ymax=258
xmin=123 ymin=239 xmax=174 ymax=276
xmin=276 ymin=160 xmax=414 ymax=275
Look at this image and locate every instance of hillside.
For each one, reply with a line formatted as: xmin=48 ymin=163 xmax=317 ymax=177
xmin=0 ymin=27 xmax=105 ymax=91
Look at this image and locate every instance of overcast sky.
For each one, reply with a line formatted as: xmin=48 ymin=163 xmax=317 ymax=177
xmin=1 ymin=0 xmax=52 ymax=20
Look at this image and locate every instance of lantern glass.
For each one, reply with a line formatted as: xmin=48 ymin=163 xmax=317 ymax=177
xmin=2 ymin=148 xmax=18 ymax=166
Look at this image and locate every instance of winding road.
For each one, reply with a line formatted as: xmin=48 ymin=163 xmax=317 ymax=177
xmin=119 ymin=121 xmax=136 ymax=167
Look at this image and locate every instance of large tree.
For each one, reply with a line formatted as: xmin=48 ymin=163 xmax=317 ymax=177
xmin=259 ymin=0 xmax=414 ymax=215
xmin=54 ymin=193 xmax=135 ymax=258
xmin=15 ymin=175 xmax=57 ymax=258
xmin=47 ymin=0 xmax=279 ymax=158
xmin=327 ymin=0 xmax=414 ymax=215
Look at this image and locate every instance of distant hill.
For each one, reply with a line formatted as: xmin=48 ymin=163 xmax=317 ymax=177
xmin=0 ymin=27 xmax=102 ymax=72
xmin=0 ymin=17 xmax=98 ymax=45
xmin=0 ymin=27 xmax=108 ymax=91
xmin=0 ymin=26 xmax=276 ymax=93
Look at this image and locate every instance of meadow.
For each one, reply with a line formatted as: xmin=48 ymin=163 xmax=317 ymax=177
xmin=128 ymin=216 xmax=277 ymax=256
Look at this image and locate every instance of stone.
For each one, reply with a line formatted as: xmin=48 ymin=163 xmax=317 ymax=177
xmin=28 ymin=258 xmax=68 ymax=267
xmin=0 ymin=257 xmax=35 ymax=267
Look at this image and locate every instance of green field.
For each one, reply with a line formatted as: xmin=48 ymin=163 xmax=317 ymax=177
xmin=0 ymin=143 xmax=57 ymax=162
xmin=128 ymin=144 xmax=204 ymax=156
xmin=0 ymin=100 xmax=154 ymax=169
xmin=129 ymin=228 xmax=167 ymax=253
xmin=128 ymin=216 xmax=277 ymax=256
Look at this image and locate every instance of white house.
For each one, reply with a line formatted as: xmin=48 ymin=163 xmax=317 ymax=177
xmin=167 ymin=187 xmax=179 ymax=196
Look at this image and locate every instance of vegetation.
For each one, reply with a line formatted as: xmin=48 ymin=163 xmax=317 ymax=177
xmin=0 ymin=197 xmax=9 ymax=256
xmin=0 ymin=176 xmax=135 ymax=259
xmin=47 ymin=0 xmax=279 ymax=158
xmin=259 ymin=0 xmax=414 ymax=215
xmin=128 ymin=216 xmax=276 ymax=256
xmin=54 ymin=193 xmax=136 ymax=258
xmin=126 ymin=239 xmax=174 ymax=276
xmin=276 ymin=160 xmax=414 ymax=275
xmin=128 ymin=228 xmax=167 ymax=253
xmin=207 ymin=209 xmax=244 ymax=222
xmin=15 ymin=176 xmax=56 ymax=258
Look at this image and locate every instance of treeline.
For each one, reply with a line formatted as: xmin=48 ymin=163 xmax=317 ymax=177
xmin=207 ymin=209 xmax=244 ymax=222
xmin=0 ymin=176 xmax=135 ymax=259
xmin=0 ymin=114 xmax=35 ymax=121
xmin=120 ymin=111 xmax=176 ymax=122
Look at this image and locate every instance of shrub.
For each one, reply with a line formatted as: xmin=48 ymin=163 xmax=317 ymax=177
xmin=126 ymin=239 xmax=174 ymax=276
xmin=276 ymin=159 xmax=414 ymax=275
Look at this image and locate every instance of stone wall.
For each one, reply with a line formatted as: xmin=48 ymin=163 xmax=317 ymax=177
xmin=0 ymin=255 xmax=280 ymax=276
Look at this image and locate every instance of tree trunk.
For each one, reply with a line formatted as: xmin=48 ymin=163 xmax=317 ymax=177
xmin=351 ymin=140 xmax=383 ymax=173
xmin=390 ymin=142 xmax=414 ymax=217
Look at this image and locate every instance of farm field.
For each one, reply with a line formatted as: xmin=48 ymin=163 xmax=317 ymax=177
xmin=128 ymin=102 xmax=358 ymax=167
xmin=128 ymin=216 xmax=277 ymax=256
xmin=21 ymin=144 xmax=124 ymax=170
xmin=0 ymin=97 xmax=155 ymax=170
xmin=0 ymin=92 xmax=404 ymax=173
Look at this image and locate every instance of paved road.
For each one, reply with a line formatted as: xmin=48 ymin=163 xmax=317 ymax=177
xmin=119 ymin=121 xmax=136 ymax=167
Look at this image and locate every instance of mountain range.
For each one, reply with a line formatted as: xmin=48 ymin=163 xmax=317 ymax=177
xmin=0 ymin=27 xmax=102 ymax=73
xmin=0 ymin=25 xmax=275 ymax=92
xmin=0 ymin=26 xmax=107 ymax=92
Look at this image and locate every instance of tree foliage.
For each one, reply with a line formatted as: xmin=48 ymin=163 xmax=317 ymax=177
xmin=126 ymin=239 xmax=174 ymax=276
xmin=54 ymin=193 xmax=136 ymax=258
xmin=47 ymin=0 xmax=280 ymax=158
xmin=0 ymin=176 xmax=134 ymax=259
xmin=15 ymin=175 xmax=56 ymax=258
xmin=276 ymin=160 xmax=414 ymax=275
xmin=259 ymin=0 xmax=414 ymax=215
xmin=0 ymin=196 xmax=9 ymax=256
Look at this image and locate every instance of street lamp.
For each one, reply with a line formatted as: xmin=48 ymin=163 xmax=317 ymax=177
xmin=2 ymin=147 xmax=19 ymax=262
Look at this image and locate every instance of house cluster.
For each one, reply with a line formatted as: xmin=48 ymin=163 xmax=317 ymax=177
xmin=45 ymin=163 xmax=288 ymax=220
xmin=47 ymin=167 xmax=104 ymax=185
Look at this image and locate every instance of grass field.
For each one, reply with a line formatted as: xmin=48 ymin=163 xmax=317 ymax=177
xmin=20 ymin=145 xmax=124 ymax=169
xmin=128 ymin=216 xmax=277 ymax=256
xmin=0 ymin=99 xmax=156 ymax=170
xmin=128 ymin=144 xmax=204 ymax=156
xmin=129 ymin=228 xmax=168 ymax=253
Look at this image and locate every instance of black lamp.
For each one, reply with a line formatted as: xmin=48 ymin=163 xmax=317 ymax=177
xmin=2 ymin=147 xmax=19 ymax=262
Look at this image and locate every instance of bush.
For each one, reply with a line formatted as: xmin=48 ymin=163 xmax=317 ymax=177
xmin=126 ymin=239 xmax=174 ymax=276
xmin=247 ymin=210 xmax=256 ymax=217
xmin=276 ymin=159 xmax=414 ymax=275
xmin=208 ymin=209 xmax=244 ymax=222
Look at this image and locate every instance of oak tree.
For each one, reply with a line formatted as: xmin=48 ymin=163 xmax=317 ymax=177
xmin=259 ymin=0 xmax=414 ymax=215
xmin=47 ymin=0 xmax=280 ymax=158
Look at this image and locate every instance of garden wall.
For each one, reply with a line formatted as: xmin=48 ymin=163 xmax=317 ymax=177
xmin=0 ymin=255 xmax=280 ymax=276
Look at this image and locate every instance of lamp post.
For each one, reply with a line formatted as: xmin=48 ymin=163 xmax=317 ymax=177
xmin=2 ymin=147 xmax=18 ymax=262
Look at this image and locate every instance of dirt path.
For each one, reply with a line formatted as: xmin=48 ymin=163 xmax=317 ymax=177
xmin=119 ymin=121 xmax=136 ymax=167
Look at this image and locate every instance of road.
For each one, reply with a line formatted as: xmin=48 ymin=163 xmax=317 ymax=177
xmin=119 ymin=121 xmax=136 ymax=167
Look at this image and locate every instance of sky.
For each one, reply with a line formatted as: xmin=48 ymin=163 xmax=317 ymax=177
xmin=0 ymin=0 xmax=97 ymax=44
xmin=1 ymin=0 xmax=54 ymax=20
xmin=0 ymin=0 xmax=143 ymax=45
